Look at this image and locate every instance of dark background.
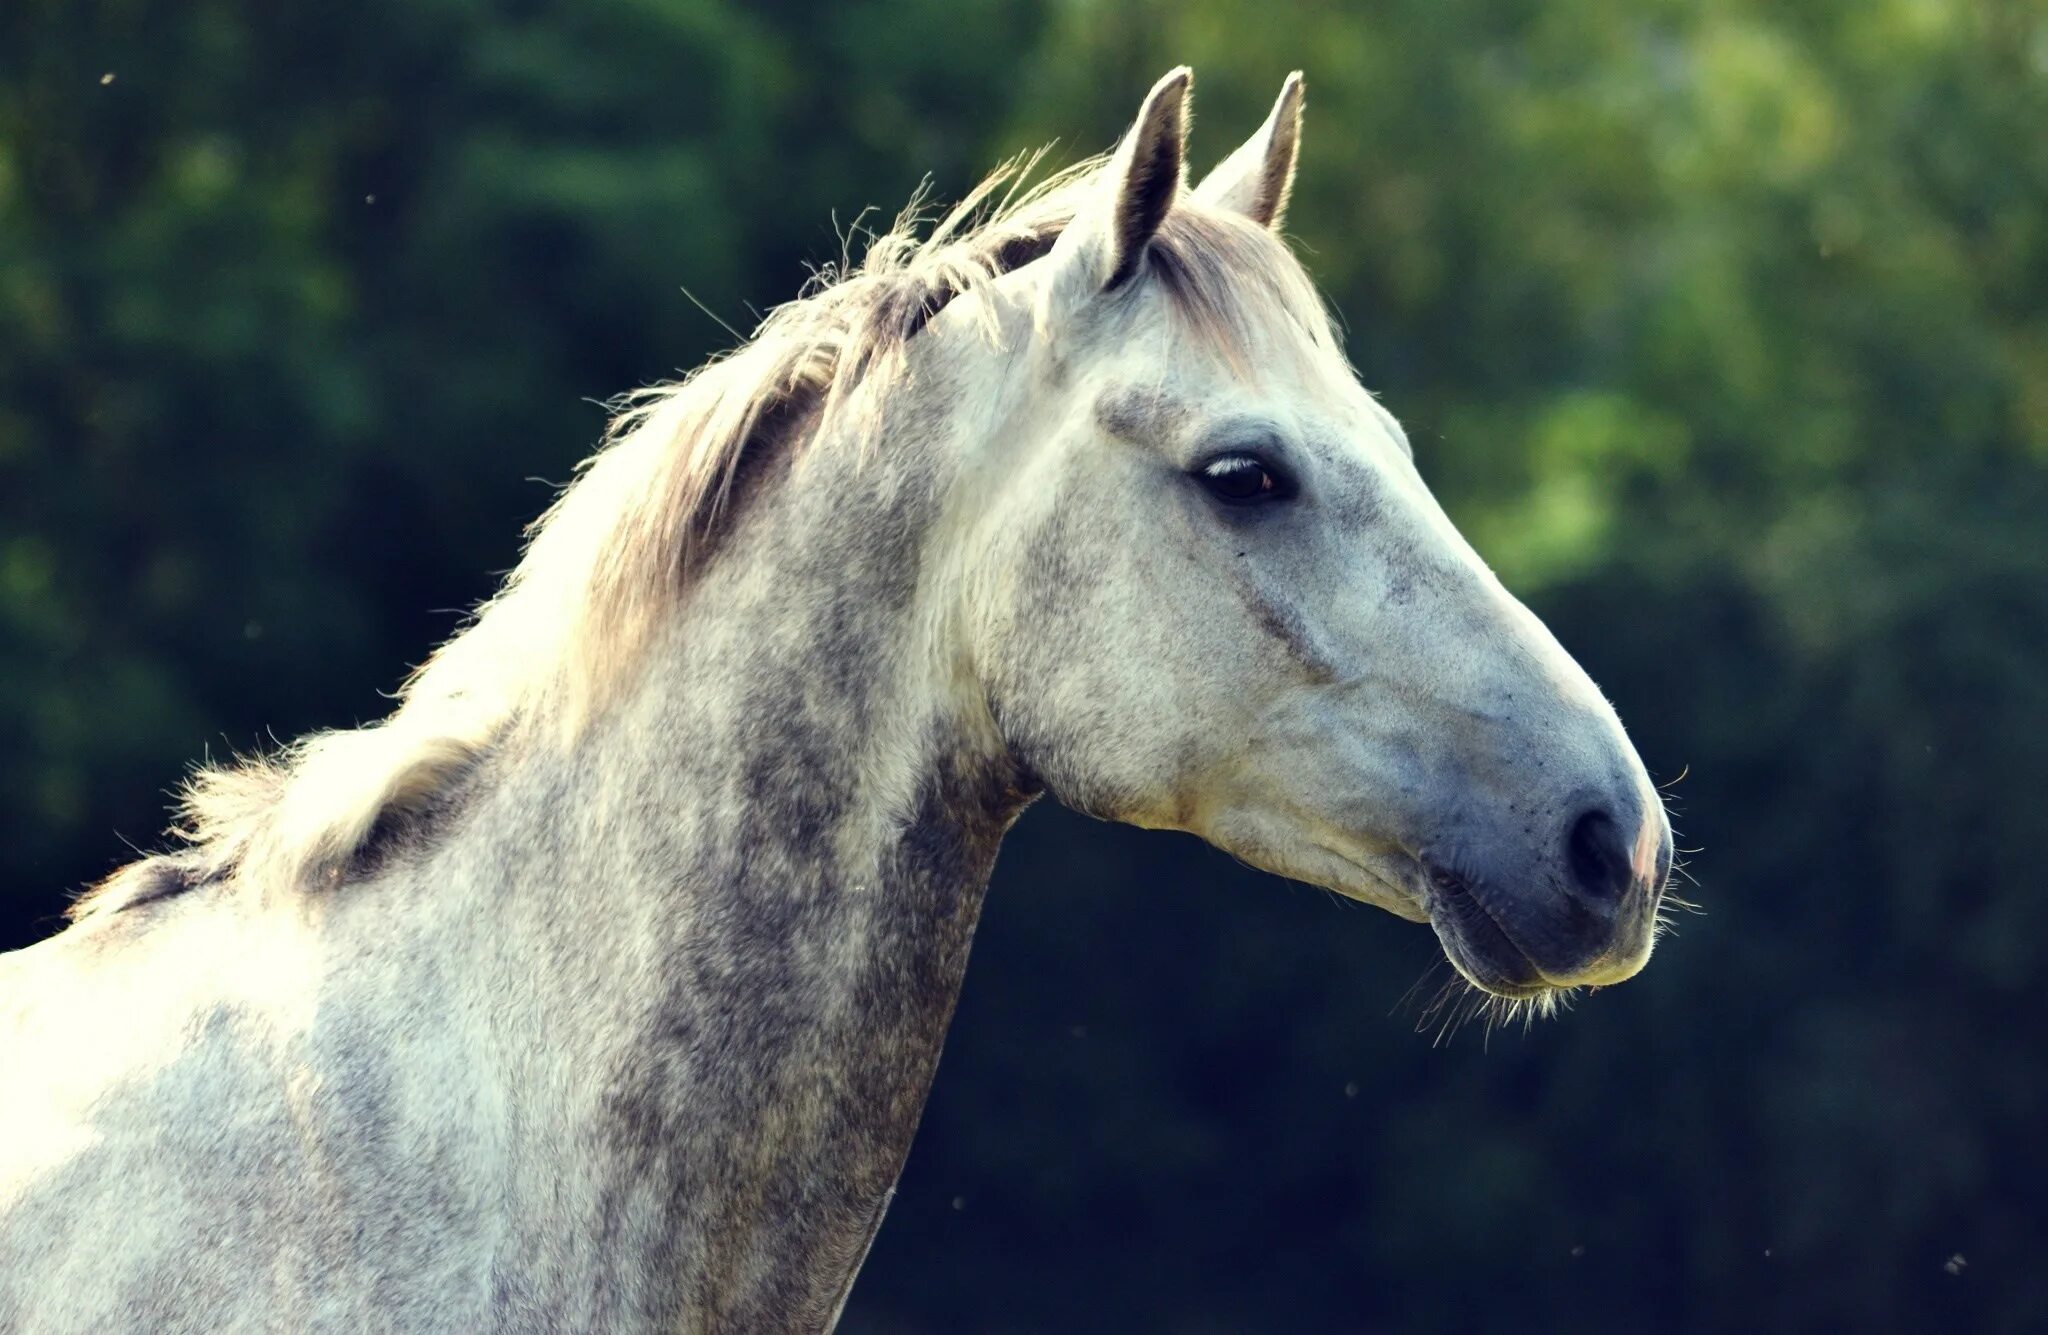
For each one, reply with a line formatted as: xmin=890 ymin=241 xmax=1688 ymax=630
xmin=5 ymin=1 xmax=2046 ymax=1330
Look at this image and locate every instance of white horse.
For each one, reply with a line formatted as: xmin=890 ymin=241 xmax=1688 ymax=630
xmin=0 ymin=69 xmax=1670 ymax=1331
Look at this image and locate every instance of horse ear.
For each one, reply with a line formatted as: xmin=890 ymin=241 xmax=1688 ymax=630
xmin=1192 ymin=72 xmax=1304 ymax=229
xmin=1050 ymin=67 xmax=1192 ymax=293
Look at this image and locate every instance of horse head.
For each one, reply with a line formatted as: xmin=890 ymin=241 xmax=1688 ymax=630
xmin=957 ymin=70 xmax=1672 ymax=1005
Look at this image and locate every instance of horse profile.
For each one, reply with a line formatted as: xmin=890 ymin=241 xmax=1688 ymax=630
xmin=0 ymin=69 xmax=1671 ymax=1331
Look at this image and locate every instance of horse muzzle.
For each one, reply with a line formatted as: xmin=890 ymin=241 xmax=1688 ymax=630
xmin=1420 ymin=794 xmax=1672 ymax=998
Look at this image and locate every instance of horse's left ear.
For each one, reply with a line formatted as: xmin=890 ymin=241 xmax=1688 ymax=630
xmin=1192 ymin=72 xmax=1304 ymax=229
xmin=1049 ymin=67 xmax=1192 ymax=294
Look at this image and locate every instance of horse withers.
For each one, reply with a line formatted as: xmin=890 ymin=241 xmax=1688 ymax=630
xmin=0 ymin=69 xmax=1671 ymax=1331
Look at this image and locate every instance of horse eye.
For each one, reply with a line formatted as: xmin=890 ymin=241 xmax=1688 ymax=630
xmin=1194 ymin=454 xmax=1295 ymax=506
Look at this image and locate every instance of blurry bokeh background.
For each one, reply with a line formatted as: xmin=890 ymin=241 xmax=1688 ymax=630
xmin=5 ymin=1 xmax=2046 ymax=1330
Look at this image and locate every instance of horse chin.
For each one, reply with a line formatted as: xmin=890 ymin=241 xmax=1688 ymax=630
xmin=1437 ymin=946 xmax=1560 ymax=1003
xmin=1425 ymin=879 xmax=1558 ymax=1001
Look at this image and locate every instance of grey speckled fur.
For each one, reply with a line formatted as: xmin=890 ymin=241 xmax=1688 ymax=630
xmin=0 ymin=70 xmax=1670 ymax=1332
xmin=0 ymin=364 xmax=1035 ymax=1331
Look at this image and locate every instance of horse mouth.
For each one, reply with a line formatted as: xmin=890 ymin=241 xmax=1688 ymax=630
xmin=1423 ymin=871 xmax=1556 ymax=1000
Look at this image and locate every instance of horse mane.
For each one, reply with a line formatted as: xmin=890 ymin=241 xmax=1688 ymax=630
xmin=70 ymin=147 xmax=1340 ymax=920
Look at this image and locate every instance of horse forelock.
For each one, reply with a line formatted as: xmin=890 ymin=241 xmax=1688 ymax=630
xmin=69 ymin=147 xmax=1338 ymax=920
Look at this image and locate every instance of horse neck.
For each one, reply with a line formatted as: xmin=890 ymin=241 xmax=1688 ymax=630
xmin=432 ymin=396 xmax=1033 ymax=1322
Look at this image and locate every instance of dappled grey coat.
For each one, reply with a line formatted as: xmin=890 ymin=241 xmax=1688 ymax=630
xmin=0 ymin=69 xmax=1668 ymax=1332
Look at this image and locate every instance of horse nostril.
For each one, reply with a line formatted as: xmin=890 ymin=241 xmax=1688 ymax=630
xmin=1566 ymin=809 xmax=1633 ymax=902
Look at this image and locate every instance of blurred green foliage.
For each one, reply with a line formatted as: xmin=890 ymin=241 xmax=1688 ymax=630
xmin=4 ymin=0 xmax=2045 ymax=1330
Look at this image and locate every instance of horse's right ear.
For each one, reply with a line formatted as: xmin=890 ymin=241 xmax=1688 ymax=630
xmin=1047 ymin=67 xmax=1192 ymax=297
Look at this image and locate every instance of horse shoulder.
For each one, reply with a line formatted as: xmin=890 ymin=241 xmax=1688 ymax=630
xmin=0 ymin=882 xmax=501 ymax=1328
